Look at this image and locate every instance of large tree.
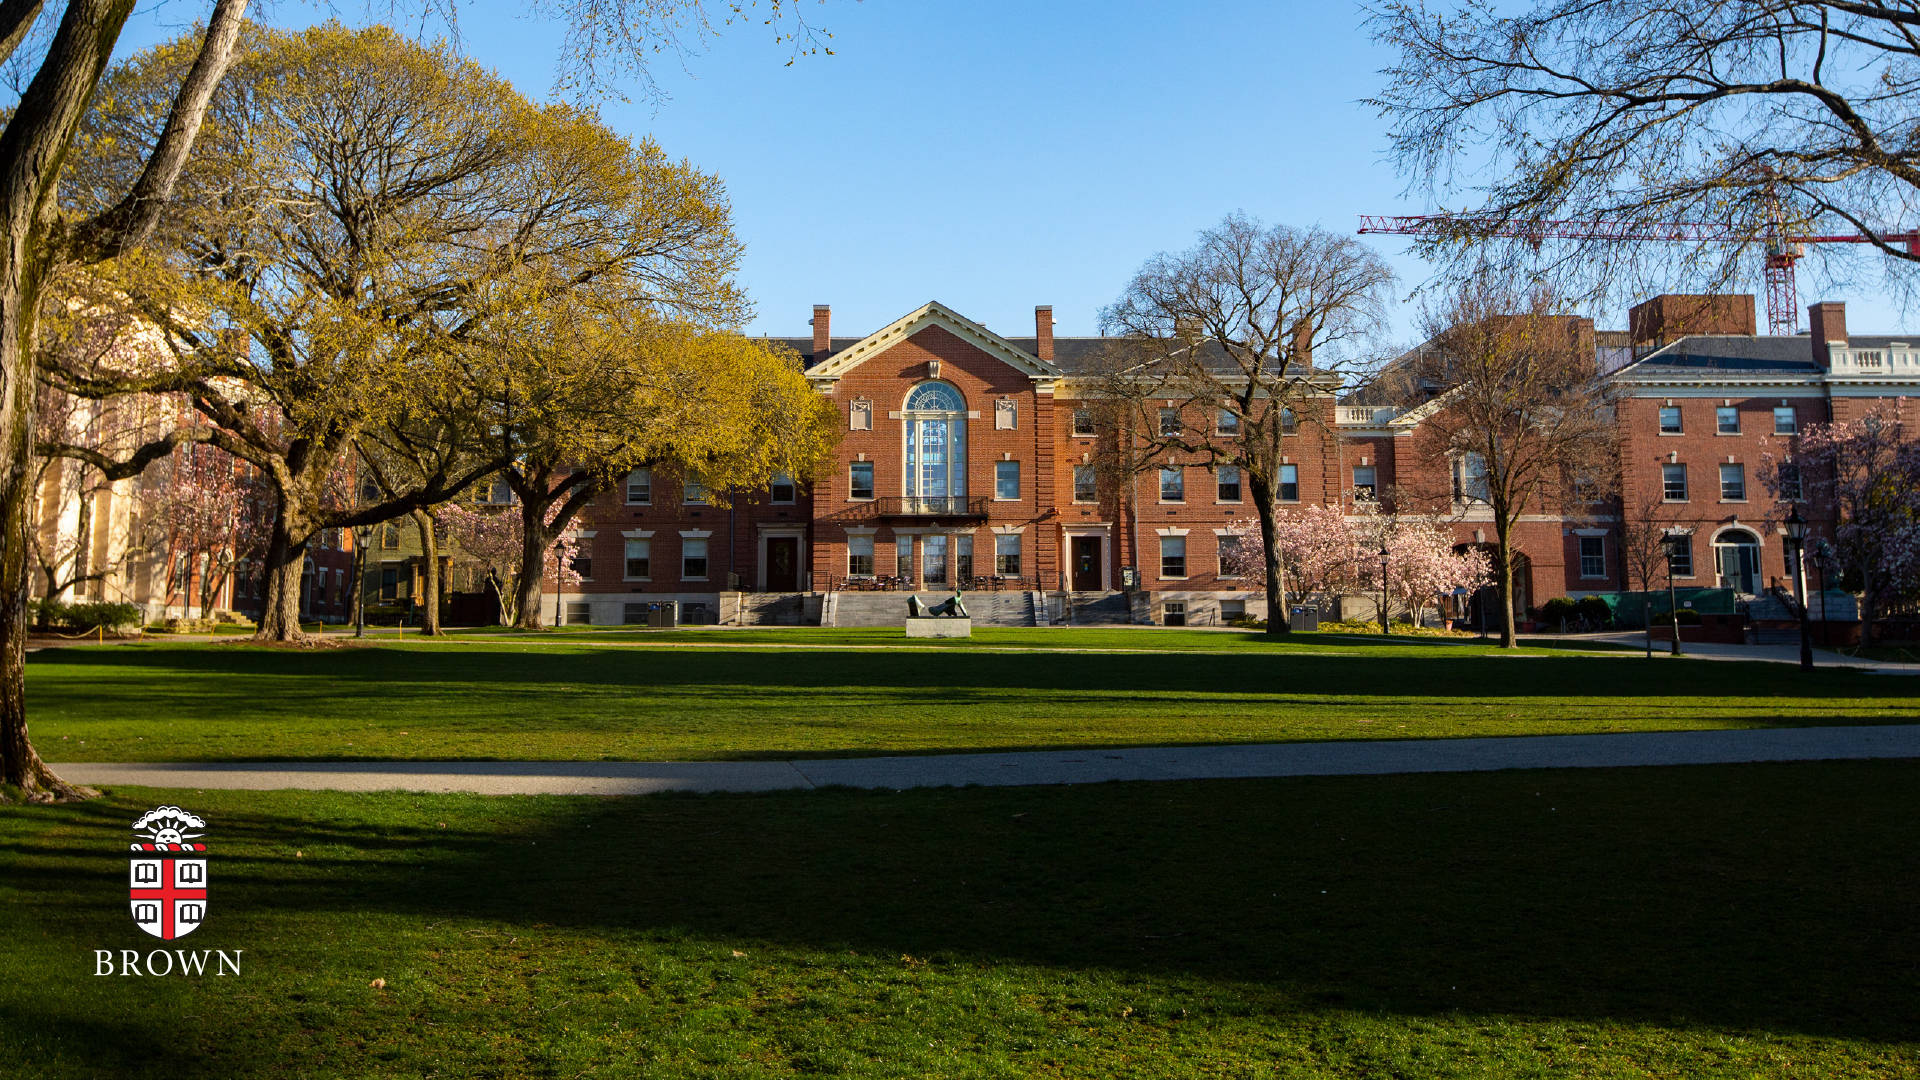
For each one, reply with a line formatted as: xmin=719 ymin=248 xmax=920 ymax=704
xmin=477 ymin=312 xmax=838 ymax=629
xmin=0 ymin=0 xmax=829 ymax=801
xmin=1371 ymin=0 xmax=1920 ymax=305
xmin=48 ymin=22 xmax=762 ymax=641
xmin=1098 ymin=213 xmax=1396 ymax=635
xmin=1406 ymin=280 xmax=1618 ymax=647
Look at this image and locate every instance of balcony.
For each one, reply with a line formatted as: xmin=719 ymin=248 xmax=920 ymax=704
xmin=848 ymin=496 xmax=991 ymax=521
xmin=1337 ymin=405 xmax=1398 ymax=425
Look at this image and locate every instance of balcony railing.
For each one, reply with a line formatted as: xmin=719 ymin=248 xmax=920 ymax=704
xmin=857 ymin=496 xmax=991 ymax=519
xmin=1337 ymin=405 xmax=1398 ymax=425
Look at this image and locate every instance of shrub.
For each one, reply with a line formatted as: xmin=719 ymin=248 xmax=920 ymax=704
xmin=1575 ymin=595 xmax=1613 ymax=627
xmin=33 ymin=600 xmax=142 ymax=632
xmin=1540 ymin=596 xmax=1579 ymax=627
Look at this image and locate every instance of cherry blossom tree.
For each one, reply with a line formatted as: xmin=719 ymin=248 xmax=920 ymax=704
xmin=1767 ymin=407 xmax=1920 ymax=645
xmin=438 ymin=500 xmax=582 ymax=627
xmin=146 ymin=445 xmax=269 ymax=617
xmin=1222 ymin=505 xmax=1362 ymax=601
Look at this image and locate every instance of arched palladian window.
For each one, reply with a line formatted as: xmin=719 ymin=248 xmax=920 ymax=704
xmin=903 ymin=381 xmax=968 ymax=505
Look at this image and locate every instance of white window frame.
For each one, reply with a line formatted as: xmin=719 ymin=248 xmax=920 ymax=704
xmin=1578 ymin=535 xmax=1606 ymax=579
xmin=1159 ymin=535 xmax=1188 ymax=579
xmin=1159 ymin=466 xmax=1185 ymax=503
xmin=625 ymin=468 xmax=652 ymax=506
xmin=624 ymin=538 xmax=651 ymax=581
xmin=848 ymin=461 xmax=875 ymax=501
xmin=994 ymin=460 xmax=1020 ymax=501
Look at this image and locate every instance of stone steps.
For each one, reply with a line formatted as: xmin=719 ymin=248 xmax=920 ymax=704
xmin=830 ymin=590 xmax=1035 ymax=627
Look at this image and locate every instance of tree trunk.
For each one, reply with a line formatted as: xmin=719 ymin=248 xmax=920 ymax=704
xmin=350 ymin=530 xmax=366 ymax=637
xmin=513 ymin=499 xmax=553 ymax=630
xmin=1 ymin=237 xmax=90 ymax=800
xmin=1249 ymin=475 xmax=1290 ymax=636
xmin=254 ymin=513 xmax=310 ymax=642
xmin=411 ymin=508 xmax=441 ymax=635
xmin=1493 ymin=522 xmax=1518 ymax=649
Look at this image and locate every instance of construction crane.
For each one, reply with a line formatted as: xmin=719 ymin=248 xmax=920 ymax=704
xmin=1357 ymin=213 xmax=1920 ymax=335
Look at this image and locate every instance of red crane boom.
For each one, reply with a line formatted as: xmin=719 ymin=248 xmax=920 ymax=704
xmin=1356 ymin=214 xmax=1920 ymax=336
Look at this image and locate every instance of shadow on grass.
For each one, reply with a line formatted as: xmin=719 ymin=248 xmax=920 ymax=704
xmin=27 ymin=641 xmax=1915 ymax=704
xmin=7 ymin=763 xmax=1916 ymax=1046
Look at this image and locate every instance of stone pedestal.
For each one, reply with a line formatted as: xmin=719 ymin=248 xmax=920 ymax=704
xmin=905 ymin=617 xmax=972 ymax=638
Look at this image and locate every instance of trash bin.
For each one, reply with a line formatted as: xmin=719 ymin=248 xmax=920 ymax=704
xmin=1288 ymin=605 xmax=1320 ymax=631
xmin=646 ymin=602 xmax=677 ymax=628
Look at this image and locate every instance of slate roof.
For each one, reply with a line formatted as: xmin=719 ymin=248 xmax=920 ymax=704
xmin=1617 ymin=334 xmax=1825 ymax=378
xmin=765 ymin=334 xmax=1305 ymax=377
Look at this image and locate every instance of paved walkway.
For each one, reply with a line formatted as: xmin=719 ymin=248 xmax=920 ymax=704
xmin=49 ymin=724 xmax=1920 ymax=796
xmin=1576 ymin=633 xmax=1920 ymax=673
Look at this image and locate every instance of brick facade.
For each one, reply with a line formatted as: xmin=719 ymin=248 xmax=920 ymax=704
xmin=544 ymin=297 xmax=1919 ymax=626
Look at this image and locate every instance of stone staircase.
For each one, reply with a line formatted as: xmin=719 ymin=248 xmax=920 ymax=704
xmin=828 ymin=589 xmax=1038 ymax=627
xmin=1052 ymin=591 xmax=1134 ymax=626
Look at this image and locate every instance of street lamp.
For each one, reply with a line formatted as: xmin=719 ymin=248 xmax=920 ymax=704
xmin=1378 ymin=544 xmax=1390 ymax=636
xmin=1660 ymin=530 xmax=1686 ymax=657
xmin=1784 ymin=506 xmax=1813 ymax=671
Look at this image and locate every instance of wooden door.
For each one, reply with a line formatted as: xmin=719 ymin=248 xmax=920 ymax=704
xmin=767 ymin=537 xmax=800 ymax=592
xmin=1071 ymin=537 xmax=1102 ymax=591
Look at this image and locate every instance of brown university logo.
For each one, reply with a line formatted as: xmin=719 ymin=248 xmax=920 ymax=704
xmin=128 ymin=806 xmax=208 ymax=940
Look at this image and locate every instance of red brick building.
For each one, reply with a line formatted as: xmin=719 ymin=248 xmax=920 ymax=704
xmin=547 ymin=297 xmax=1919 ymax=627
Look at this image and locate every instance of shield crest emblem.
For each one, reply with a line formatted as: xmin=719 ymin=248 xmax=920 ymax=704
xmin=129 ymin=806 xmax=208 ymax=940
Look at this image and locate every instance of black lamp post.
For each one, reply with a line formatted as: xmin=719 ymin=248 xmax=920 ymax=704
xmin=1784 ymin=506 xmax=1813 ymax=671
xmin=1660 ymin=530 xmax=1685 ymax=657
xmin=1378 ymin=544 xmax=1391 ymax=636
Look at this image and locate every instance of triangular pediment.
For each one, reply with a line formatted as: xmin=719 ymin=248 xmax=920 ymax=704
xmin=807 ymin=301 xmax=1064 ymax=385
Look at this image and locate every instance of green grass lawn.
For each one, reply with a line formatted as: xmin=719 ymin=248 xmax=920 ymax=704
xmin=2 ymin=762 xmax=1914 ymax=1077
xmin=25 ymin=636 xmax=1920 ymax=763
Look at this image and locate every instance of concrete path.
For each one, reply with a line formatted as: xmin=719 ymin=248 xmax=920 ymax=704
xmin=50 ymin=724 xmax=1920 ymax=796
xmin=1576 ymin=633 xmax=1920 ymax=673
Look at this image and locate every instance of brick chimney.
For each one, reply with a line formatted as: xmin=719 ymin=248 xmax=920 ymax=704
xmin=811 ymin=304 xmax=831 ymax=360
xmin=1034 ymin=305 xmax=1054 ymax=363
xmin=1809 ymin=301 xmax=1846 ymax=369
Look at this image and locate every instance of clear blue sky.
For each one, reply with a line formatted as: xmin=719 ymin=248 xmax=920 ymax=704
xmin=116 ymin=1 xmax=1909 ymax=342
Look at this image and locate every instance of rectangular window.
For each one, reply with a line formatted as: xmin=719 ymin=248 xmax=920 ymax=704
xmin=994 ymin=460 xmax=1020 ymax=500
xmin=1454 ymin=453 xmax=1490 ymax=503
xmin=994 ymin=533 xmax=1021 ymax=576
xmin=895 ymin=534 xmax=912 ymax=576
xmin=1279 ymin=408 xmax=1298 ymax=434
xmin=1668 ymin=535 xmax=1694 ymax=577
xmin=379 ymin=566 xmax=398 ymax=601
xmin=1662 ymin=463 xmax=1689 ymax=501
xmin=922 ymin=534 xmax=949 ymax=584
xmin=1159 ymin=408 xmax=1182 ymax=436
xmin=625 ymin=468 xmax=652 ymax=505
xmin=1218 ymin=534 xmax=1244 ymax=577
xmin=1778 ymin=461 xmax=1803 ymax=501
xmin=683 ymin=478 xmax=709 ymax=505
xmin=1221 ymin=599 xmax=1246 ymax=622
xmin=1719 ymin=463 xmax=1746 ymax=501
xmin=1773 ymin=406 xmax=1798 ymax=435
xmin=957 ymin=534 xmax=973 ymax=581
xmin=849 ymin=462 xmax=875 ymax=501
xmin=1217 ymin=409 xmax=1240 ymax=436
xmin=847 ymin=535 xmax=874 ymax=577
xmin=381 ymin=524 xmax=400 ymax=549
xmin=1716 ymin=406 xmax=1741 ymax=435
xmin=624 ymin=539 xmax=650 ymax=580
xmin=1217 ymin=465 xmax=1242 ymax=502
xmin=1659 ymin=405 xmax=1683 ymax=434
xmin=564 ymin=601 xmax=592 ymax=625
xmin=1072 ymin=465 xmax=1097 ymax=503
xmin=681 ymin=538 xmax=708 ymax=580
xmin=1353 ymin=465 xmax=1377 ymax=500
xmin=1278 ymin=463 xmax=1299 ymax=502
xmin=570 ymin=552 xmax=592 ymax=581
xmin=1159 ymin=535 xmax=1187 ymax=579
xmin=1159 ymin=466 xmax=1185 ymax=502
xmin=1072 ymin=408 xmax=1094 ymax=436
xmin=769 ymin=473 xmax=796 ymax=504
xmin=1578 ymin=536 xmax=1605 ymax=578
xmin=1162 ymin=601 xmax=1187 ymax=626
